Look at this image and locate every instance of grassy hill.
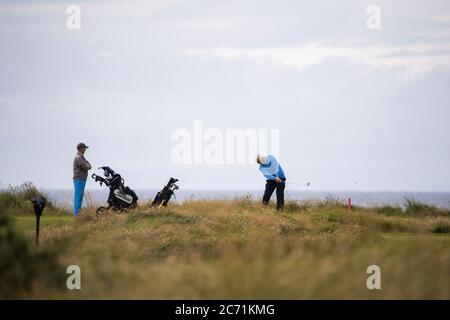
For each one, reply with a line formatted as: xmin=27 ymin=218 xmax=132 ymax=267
xmin=1 ymin=183 xmax=449 ymax=299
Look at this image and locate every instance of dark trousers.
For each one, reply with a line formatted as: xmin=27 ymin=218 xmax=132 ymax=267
xmin=262 ymin=179 xmax=285 ymax=210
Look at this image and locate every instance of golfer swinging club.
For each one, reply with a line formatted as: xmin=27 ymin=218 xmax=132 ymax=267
xmin=256 ymin=154 xmax=286 ymax=211
xmin=73 ymin=142 xmax=91 ymax=216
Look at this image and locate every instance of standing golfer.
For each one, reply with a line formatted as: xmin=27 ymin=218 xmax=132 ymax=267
xmin=73 ymin=142 xmax=91 ymax=216
xmin=257 ymin=154 xmax=286 ymax=211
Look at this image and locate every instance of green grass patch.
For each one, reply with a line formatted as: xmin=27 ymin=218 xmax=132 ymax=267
xmin=12 ymin=215 xmax=73 ymax=233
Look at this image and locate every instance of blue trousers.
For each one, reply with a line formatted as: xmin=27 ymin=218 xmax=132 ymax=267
xmin=73 ymin=179 xmax=86 ymax=215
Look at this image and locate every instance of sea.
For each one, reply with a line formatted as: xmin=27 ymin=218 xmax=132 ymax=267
xmin=45 ymin=189 xmax=450 ymax=209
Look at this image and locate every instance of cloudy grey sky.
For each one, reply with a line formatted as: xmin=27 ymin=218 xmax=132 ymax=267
xmin=1 ymin=0 xmax=450 ymax=191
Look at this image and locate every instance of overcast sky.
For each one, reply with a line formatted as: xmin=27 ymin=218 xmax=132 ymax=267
xmin=1 ymin=0 xmax=450 ymax=191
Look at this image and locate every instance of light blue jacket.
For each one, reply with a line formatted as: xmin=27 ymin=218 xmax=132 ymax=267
xmin=259 ymin=155 xmax=286 ymax=181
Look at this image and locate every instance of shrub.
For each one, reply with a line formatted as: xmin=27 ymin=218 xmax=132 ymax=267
xmin=0 ymin=209 xmax=64 ymax=298
xmin=403 ymin=197 xmax=442 ymax=216
xmin=432 ymin=220 xmax=450 ymax=234
xmin=0 ymin=182 xmax=67 ymax=215
xmin=376 ymin=205 xmax=403 ymax=216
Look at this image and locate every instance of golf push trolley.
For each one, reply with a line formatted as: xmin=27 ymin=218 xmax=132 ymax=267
xmin=92 ymin=167 xmax=179 ymax=215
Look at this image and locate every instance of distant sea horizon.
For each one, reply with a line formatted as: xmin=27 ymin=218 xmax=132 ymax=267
xmin=43 ymin=189 xmax=450 ymax=209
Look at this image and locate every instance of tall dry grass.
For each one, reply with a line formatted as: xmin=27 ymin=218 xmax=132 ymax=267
xmin=1 ymin=193 xmax=449 ymax=299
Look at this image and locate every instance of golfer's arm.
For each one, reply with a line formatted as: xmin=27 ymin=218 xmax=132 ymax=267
xmin=77 ymin=158 xmax=92 ymax=170
xmin=268 ymin=159 xmax=280 ymax=180
xmin=84 ymin=160 xmax=92 ymax=170
xmin=263 ymin=173 xmax=277 ymax=180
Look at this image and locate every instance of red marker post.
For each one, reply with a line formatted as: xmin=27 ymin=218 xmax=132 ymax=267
xmin=347 ymin=197 xmax=352 ymax=211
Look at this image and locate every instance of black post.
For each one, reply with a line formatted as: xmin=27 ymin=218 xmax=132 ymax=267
xmin=31 ymin=196 xmax=46 ymax=246
xmin=35 ymin=216 xmax=40 ymax=246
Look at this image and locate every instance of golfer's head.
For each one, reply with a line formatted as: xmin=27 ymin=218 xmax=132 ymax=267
xmin=256 ymin=154 xmax=265 ymax=164
xmin=77 ymin=142 xmax=89 ymax=154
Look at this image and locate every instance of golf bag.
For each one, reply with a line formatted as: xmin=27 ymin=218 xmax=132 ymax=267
xmin=92 ymin=166 xmax=138 ymax=214
xmin=151 ymin=178 xmax=179 ymax=207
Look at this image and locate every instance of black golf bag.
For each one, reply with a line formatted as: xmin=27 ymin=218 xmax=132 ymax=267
xmin=151 ymin=178 xmax=179 ymax=207
xmin=92 ymin=166 xmax=138 ymax=215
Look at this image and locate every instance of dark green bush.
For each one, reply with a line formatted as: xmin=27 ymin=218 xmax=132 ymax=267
xmin=0 ymin=209 xmax=64 ymax=298
xmin=0 ymin=182 xmax=67 ymax=215
xmin=403 ymin=197 xmax=445 ymax=216
xmin=432 ymin=221 xmax=450 ymax=234
xmin=376 ymin=205 xmax=403 ymax=216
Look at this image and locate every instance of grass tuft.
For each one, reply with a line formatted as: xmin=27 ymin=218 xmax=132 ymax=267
xmin=403 ymin=196 xmax=446 ymax=216
xmin=0 ymin=182 xmax=69 ymax=216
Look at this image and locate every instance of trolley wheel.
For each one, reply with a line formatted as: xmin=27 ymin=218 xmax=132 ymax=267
xmin=95 ymin=206 xmax=109 ymax=218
